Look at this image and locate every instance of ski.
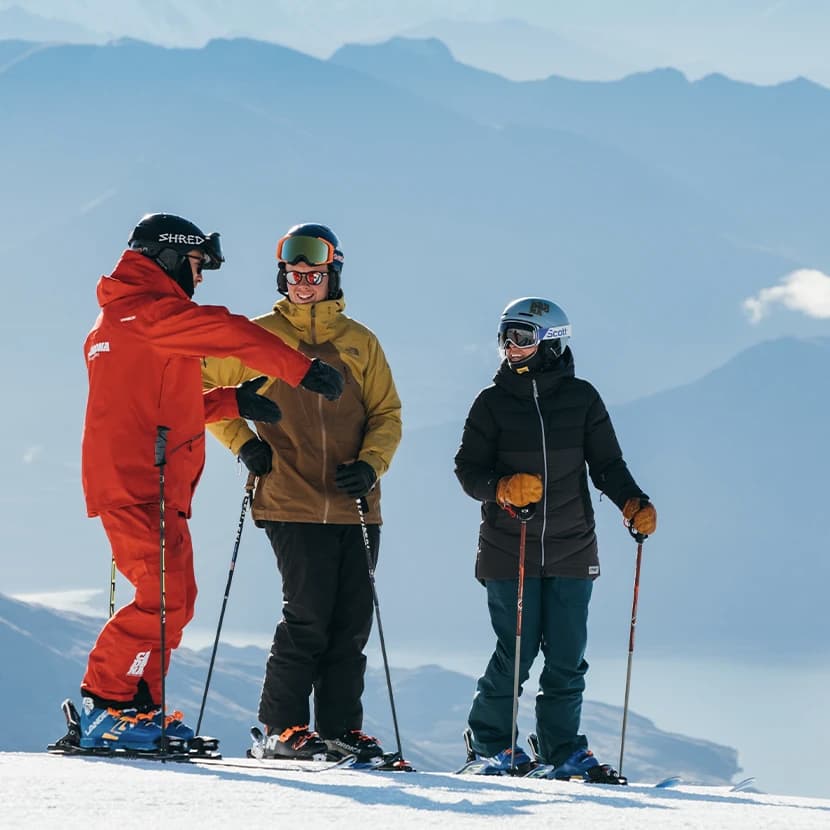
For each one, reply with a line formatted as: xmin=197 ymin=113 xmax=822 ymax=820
xmin=458 ymin=729 xmax=632 ymax=784
xmin=195 ymin=754 xmax=359 ymax=773
xmin=456 ymin=727 xmax=546 ymax=778
xmin=47 ymin=698 xmax=221 ymax=762
xmin=523 ymin=763 xmax=628 ymax=784
xmin=458 ymin=760 xmax=674 ymax=788
xmin=354 ymin=751 xmax=416 ymax=772
xmin=455 ymin=760 xmax=535 ymax=777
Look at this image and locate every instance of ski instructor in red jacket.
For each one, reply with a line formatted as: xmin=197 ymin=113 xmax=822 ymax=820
xmin=77 ymin=213 xmax=344 ymax=752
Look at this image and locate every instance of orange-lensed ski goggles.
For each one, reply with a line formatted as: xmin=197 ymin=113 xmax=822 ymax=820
xmin=276 ymin=234 xmax=341 ymax=267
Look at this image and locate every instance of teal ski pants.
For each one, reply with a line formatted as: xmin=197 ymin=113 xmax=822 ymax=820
xmin=468 ymin=576 xmax=593 ymax=765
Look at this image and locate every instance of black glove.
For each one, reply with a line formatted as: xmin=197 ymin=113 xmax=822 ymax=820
xmin=334 ymin=460 xmax=377 ymax=498
xmin=300 ymin=358 xmax=344 ymax=402
xmin=238 ymin=437 xmax=273 ymax=476
xmin=236 ymin=376 xmax=282 ymax=423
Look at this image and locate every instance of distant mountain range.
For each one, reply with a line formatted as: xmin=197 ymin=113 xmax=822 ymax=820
xmin=3 ymin=3 xmax=830 ymax=86
xmin=399 ymin=17 xmax=638 ymax=81
xmin=0 ymin=592 xmax=741 ymax=783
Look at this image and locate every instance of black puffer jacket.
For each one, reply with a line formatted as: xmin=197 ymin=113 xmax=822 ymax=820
xmin=454 ymin=349 xmax=646 ymax=581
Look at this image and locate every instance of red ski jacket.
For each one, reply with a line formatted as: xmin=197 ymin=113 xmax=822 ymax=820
xmin=82 ymin=251 xmax=312 ymax=517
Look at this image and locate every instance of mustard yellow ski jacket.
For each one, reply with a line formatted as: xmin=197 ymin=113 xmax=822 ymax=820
xmin=202 ymin=296 xmax=401 ymax=525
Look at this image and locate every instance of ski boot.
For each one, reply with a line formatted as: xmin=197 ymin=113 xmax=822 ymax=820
xmin=457 ymin=726 xmax=534 ymax=776
xmin=252 ymin=724 xmax=329 ymax=761
xmin=78 ymin=696 xmax=163 ymax=750
xmin=324 ymin=729 xmax=384 ymax=763
xmin=553 ymin=748 xmax=628 ymax=785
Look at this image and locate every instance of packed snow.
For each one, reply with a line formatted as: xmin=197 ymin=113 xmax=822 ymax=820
xmin=2 ymin=752 xmax=828 ymax=829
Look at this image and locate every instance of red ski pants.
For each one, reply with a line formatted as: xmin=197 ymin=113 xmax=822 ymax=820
xmin=82 ymin=504 xmax=197 ymax=704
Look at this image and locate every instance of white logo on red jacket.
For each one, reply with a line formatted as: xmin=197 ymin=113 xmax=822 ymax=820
xmin=126 ymin=650 xmax=151 ymax=677
xmin=87 ymin=341 xmax=110 ymax=360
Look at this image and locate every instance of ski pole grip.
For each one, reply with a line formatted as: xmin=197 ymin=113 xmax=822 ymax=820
xmin=626 ymin=497 xmax=650 ymax=543
xmin=154 ymin=425 xmax=171 ymax=467
xmin=517 ymin=504 xmax=536 ymax=522
xmin=500 ymin=501 xmax=537 ymax=521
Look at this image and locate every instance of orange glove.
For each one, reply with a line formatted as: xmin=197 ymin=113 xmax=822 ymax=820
xmin=496 ymin=473 xmax=543 ymax=508
xmin=623 ymin=498 xmax=657 ymax=535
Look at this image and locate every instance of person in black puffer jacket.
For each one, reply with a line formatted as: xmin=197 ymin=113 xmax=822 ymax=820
xmin=454 ymin=296 xmax=656 ymax=780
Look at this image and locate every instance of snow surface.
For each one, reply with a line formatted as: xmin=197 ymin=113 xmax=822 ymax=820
xmin=3 ymin=752 xmax=828 ymax=829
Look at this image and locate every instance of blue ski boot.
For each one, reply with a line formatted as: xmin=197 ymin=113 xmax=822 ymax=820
xmin=79 ymin=697 xmax=162 ymax=750
xmin=553 ymin=748 xmax=599 ymax=779
xmin=554 ymin=748 xmax=627 ymax=785
xmin=481 ymin=745 xmax=535 ymax=776
xmin=147 ymin=708 xmax=196 ymax=743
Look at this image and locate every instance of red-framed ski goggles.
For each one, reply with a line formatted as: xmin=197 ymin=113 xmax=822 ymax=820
xmin=284 ymin=270 xmax=328 ymax=286
xmin=276 ymin=234 xmax=339 ymax=267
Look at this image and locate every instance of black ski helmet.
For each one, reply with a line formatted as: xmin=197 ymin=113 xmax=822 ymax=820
xmin=128 ymin=213 xmax=224 ymax=298
xmin=276 ymin=223 xmax=344 ymax=300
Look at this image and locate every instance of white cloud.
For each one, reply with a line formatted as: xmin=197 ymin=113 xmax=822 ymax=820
xmin=22 ymin=445 xmax=43 ymax=463
xmin=743 ymin=268 xmax=830 ymax=323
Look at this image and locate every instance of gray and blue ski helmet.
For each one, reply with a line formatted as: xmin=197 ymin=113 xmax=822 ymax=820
xmin=498 ymin=297 xmax=571 ymax=369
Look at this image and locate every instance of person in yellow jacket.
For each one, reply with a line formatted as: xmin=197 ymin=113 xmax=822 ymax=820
xmin=202 ymin=223 xmax=402 ymax=762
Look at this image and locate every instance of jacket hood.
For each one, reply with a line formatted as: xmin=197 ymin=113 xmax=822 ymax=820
xmin=96 ymin=250 xmax=187 ymax=308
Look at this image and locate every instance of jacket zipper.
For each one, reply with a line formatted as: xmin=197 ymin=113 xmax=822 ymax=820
xmin=531 ymin=379 xmax=548 ymax=571
xmin=310 ymin=305 xmax=330 ymax=522
xmin=320 ymin=392 xmax=330 ymax=523
xmin=168 ymin=431 xmax=204 ymax=457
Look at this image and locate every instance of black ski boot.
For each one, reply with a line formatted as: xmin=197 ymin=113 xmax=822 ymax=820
xmin=254 ymin=725 xmax=328 ymax=760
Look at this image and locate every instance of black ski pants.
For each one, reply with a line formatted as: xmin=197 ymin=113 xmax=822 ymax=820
xmin=258 ymin=521 xmax=379 ymax=738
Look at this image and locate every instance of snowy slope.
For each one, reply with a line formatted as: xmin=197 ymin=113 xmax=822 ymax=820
xmin=2 ymin=752 xmax=828 ymax=830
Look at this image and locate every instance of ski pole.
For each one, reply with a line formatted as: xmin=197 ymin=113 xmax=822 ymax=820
xmin=154 ymin=425 xmax=171 ymax=752
xmin=195 ymin=473 xmax=256 ymax=736
xmin=618 ymin=523 xmax=647 ymax=776
xmin=109 ymin=556 xmax=116 ymax=618
xmin=505 ymin=502 xmax=535 ymax=774
xmin=356 ymin=496 xmax=406 ymax=764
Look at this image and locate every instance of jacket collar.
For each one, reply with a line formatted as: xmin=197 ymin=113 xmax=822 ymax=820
xmin=493 ymin=347 xmax=576 ymax=399
xmin=273 ymin=296 xmax=346 ymax=343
